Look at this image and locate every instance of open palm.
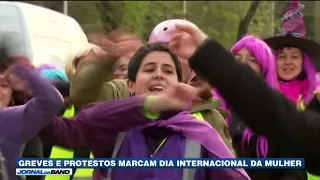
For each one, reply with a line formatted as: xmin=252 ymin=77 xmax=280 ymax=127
xmin=169 ymin=32 xmax=197 ymax=60
xmin=168 ymin=23 xmax=207 ymax=60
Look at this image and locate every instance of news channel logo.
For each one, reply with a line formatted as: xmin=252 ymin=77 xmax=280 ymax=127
xmin=16 ymin=168 xmax=72 ymax=176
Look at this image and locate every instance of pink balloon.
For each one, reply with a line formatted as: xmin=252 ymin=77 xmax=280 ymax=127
xmin=148 ymin=19 xmax=197 ymax=44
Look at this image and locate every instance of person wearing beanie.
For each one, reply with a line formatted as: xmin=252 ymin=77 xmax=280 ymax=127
xmin=36 ymin=64 xmax=71 ymax=115
xmin=36 ymin=63 xmax=95 ymax=180
xmin=40 ymin=69 xmax=69 ymax=83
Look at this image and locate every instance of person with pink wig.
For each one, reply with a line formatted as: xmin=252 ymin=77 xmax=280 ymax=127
xmin=231 ymin=36 xmax=278 ymax=89
xmin=213 ymin=35 xmax=279 ymax=112
xmin=227 ymin=35 xmax=278 ymax=144
xmin=217 ymin=35 xmax=295 ymax=180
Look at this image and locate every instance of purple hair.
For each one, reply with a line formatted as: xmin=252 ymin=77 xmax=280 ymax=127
xmin=35 ymin=64 xmax=58 ymax=73
xmin=216 ymin=35 xmax=279 ymax=120
xmin=315 ymin=73 xmax=320 ymax=91
xmin=226 ymin=35 xmax=278 ymax=158
xmin=231 ymin=35 xmax=279 ymax=89
xmin=298 ymin=52 xmax=316 ymax=104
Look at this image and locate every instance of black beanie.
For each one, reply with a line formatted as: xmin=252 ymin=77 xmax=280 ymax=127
xmin=127 ymin=42 xmax=183 ymax=82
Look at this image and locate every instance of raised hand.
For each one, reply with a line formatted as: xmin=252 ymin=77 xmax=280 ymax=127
xmin=145 ymin=83 xmax=198 ymax=113
xmin=5 ymin=64 xmax=29 ymax=92
xmin=168 ymin=23 xmax=207 ymax=60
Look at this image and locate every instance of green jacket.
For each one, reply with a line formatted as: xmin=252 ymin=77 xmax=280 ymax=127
xmin=70 ymin=60 xmax=129 ymax=109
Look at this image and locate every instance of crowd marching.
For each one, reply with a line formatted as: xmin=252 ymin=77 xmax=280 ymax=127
xmin=2 ymin=0 xmax=320 ymax=180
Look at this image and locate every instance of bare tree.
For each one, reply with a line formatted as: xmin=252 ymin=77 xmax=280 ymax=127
xmin=236 ymin=1 xmax=261 ymax=41
xmin=21 ymin=1 xmax=63 ymax=12
xmin=95 ymin=1 xmax=121 ymax=32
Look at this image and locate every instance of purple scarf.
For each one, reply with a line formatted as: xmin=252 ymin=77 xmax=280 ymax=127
xmin=142 ymin=111 xmax=250 ymax=179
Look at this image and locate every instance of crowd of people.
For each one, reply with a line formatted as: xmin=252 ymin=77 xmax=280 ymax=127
xmin=2 ymin=0 xmax=320 ymax=180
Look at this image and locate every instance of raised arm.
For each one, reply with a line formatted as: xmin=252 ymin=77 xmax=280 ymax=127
xmin=40 ymin=96 xmax=151 ymax=150
xmin=41 ymin=83 xmax=195 ymax=152
xmin=165 ymin=22 xmax=320 ymax=174
xmin=189 ymin=39 xmax=320 ymax=174
xmin=70 ymin=60 xmax=125 ymax=109
xmin=1 ymin=64 xmax=63 ymax=143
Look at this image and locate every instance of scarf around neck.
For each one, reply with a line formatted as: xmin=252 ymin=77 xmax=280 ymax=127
xmin=279 ymin=78 xmax=308 ymax=104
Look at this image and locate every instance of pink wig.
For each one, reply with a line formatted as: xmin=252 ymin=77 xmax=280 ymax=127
xmin=219 ymin=35 xmax=278 ymax=158
xmin=231 ymin=35 xmax=279 ymax=89
xmin=301 ymin=53 xmax=317 ymax=104
xmin=217 ymin=35 xmax=279 ymax=122
xmin=316 ymin=73 xmax=320 ymax=91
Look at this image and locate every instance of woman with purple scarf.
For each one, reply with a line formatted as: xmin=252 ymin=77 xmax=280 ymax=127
xmin=40 ymin=42 xmax=249 ymax=180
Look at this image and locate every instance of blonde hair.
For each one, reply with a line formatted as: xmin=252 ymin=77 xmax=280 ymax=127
xmin=65 ymin=30 xmax=143 ymax=79
xmin=65 ymin=43 xmax=103 ymax=80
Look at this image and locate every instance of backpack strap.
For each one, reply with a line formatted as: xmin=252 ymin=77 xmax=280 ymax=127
xmin=183 ymin=139 xmax=201 ymax=180
xmin=111 ymin=132 xmax=126 ymax=158
xmin=0 ymin=149 xmax=8 ymax=180
xmin=106 ymin=132 xmax=127 ymax=180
